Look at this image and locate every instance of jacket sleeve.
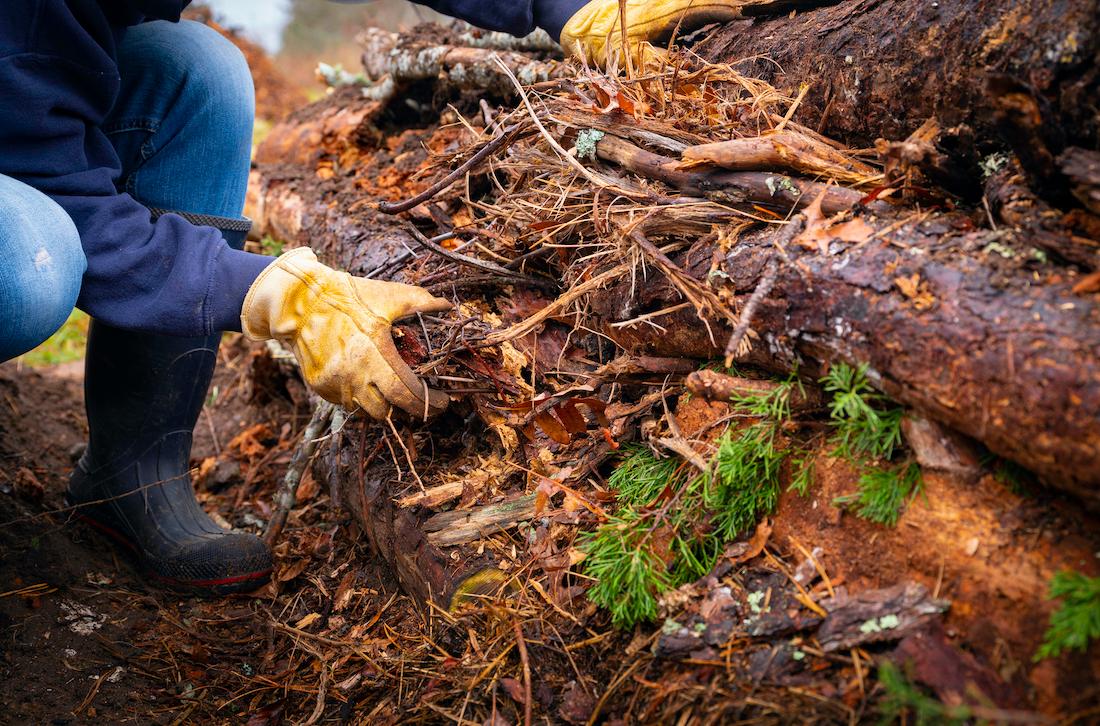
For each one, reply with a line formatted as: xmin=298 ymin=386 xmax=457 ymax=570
xmin=412 ymin=0 xmax=588 ymax=39
xmin=0 ymin=50 xmax=271 ymax=337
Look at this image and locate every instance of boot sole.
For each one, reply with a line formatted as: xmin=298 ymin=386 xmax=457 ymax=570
xmin=68 ymin=503 xmax=272 ymax=596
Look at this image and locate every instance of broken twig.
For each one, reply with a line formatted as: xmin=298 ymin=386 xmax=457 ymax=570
xmin=264 ymin=400 xmax=336 ymax=546
xmin=379 ymin=124 xmax=521 ymax=214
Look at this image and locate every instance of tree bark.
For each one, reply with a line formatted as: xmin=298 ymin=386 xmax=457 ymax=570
xmin=590 ymin=190 xmax=1100 ymax=507
xmin=694 ymin=0 xmax=1100 ymax=197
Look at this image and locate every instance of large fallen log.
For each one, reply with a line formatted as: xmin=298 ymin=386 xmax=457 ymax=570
xmin=694 ymin=0 xmax=1100 ymax=198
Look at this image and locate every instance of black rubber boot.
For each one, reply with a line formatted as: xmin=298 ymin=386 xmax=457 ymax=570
xmin=67 ymin=220 xmax=272 ymax=595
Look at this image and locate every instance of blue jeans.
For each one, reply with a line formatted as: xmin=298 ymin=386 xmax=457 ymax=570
xmin=0 ymin=20 xmax=254 ymax=361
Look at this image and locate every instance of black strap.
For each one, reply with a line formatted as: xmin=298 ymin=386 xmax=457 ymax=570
xmin=148 ymin=207 xmax=252 ymax=233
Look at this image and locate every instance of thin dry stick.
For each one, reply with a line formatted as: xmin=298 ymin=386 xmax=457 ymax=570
xmin=493 ymin=55 xmax=633 ymax=196
xmin=405 ymin=225 xmax=554 ymax=289
xmin=484 ymin=263 xmax=629 ymax=345
xmin=722 ymin=218 xmax=805 ymax=366
xmin=264 ymin=400 xmax=336 ymax=546
xmin=378 ymin=124 xmax=521 ymax=214
xmin=723 ymin=256 xmax=778 ymax=367
xmin=364 ymin=231 xmax=456 ymax=279
xmin=73 ymin=667 xmax=112 ymax=716
xmin=385 ymin=414 xmax=425 ymax=491
xmin=304 ymin=662 xmax=330 ymax=725
xmin=514 ymin=621 xmax=533 ymax=726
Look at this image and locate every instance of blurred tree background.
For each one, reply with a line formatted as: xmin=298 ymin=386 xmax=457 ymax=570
xmin=277 ymin=0 xmax=445 ymax=91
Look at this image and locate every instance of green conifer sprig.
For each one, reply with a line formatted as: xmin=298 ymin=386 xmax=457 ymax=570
xmin=1034 ymin=570 xmax=1100 ymax=661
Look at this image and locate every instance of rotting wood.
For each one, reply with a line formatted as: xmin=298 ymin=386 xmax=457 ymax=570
xmin=816 ymin=582 xmax=950 ymax=652
xmin=319 ymin=418 xmax=512 ymax=610
xmin=985 ymin=157 xmax=1100 ymax=270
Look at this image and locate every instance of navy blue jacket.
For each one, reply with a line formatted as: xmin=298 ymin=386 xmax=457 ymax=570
xmin=0 ymin=0 xmax=583 ymax=336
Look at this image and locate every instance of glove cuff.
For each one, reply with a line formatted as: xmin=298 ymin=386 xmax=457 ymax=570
xmin=240 ymin=246 xmax=325 ymax=340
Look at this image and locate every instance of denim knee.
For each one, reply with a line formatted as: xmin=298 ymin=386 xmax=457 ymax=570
xmin=0 ymin=175 xmax=86 ymax=362
xmin=152 ymin=20 xmax=255 ymax=148
xmin=107 ymin=20 xmax=255 ymax=216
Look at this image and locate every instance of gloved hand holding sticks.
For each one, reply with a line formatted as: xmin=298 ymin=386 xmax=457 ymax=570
xmin=242 ymin=247 xmax=452 ymax=419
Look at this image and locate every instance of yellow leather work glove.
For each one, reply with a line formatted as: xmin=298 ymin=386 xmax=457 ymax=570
xmin=242 ymin=247 xmax=451 ymax=419
xmin=560 ymin=0 xmax=759 ymax=70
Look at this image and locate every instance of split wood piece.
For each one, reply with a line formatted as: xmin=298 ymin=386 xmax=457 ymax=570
xmin=595 ymin=134 xmax=876 ymax=216
xmin=685 ymin=369 xmax=824 ymax=413
xmin=985 ymin=158 xmax=1100 ymax=270
xmin=396 ymin=480 xmax=466 ymax=510
xmin=357 ymin=27 xmax=565 ymax=100
xmin=681 ymin=129 xmax=879 ymax=186
xmin=422 ymin=494 xmax=539 ymax=547
xmin=592 ymin=210 xmax=1100 ymax=506
xmin=899 ymin=414 xmax=983 ymax=482
xmin=693 ymin=0 xmax=1100 ymax=187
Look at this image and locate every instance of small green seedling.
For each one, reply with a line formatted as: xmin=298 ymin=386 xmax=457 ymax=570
xmin=1034 ymin=570 xmax=1100 ymax=661
xmin=834 ymin=462 xmax=923 ymax=527
xmin=822 ymin=363 xmax=903 ymax=462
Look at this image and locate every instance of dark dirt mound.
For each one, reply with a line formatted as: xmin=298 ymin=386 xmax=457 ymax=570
xmin=0 ymin=341 xmax=411 ymax=724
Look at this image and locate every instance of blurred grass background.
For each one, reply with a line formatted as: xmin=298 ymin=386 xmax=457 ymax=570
xmin=20 ymin=311 xmax=89 ymax=368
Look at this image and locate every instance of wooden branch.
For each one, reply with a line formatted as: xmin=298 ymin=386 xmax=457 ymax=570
xmin=406 ymin=225 xmax=556 ymax=290
xmin=985 ymin=158 xmax=1100 ymax=270
xmin=357 ymin=27 xmax=565 ymax=99
xmin=264 ymin=400 xmax=336 ymax=546
xmin=685 ymin=369 xmax=824 ymax=412
xmin=681 ymin=129 xmax=878 ymax=185
xmin=817 ymin=582 xmax=949 ymax=652
xmin=596 ymin=134 xmax=877 ymax=216
xmin=378 ymin=124 xmax=521 ymax=214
